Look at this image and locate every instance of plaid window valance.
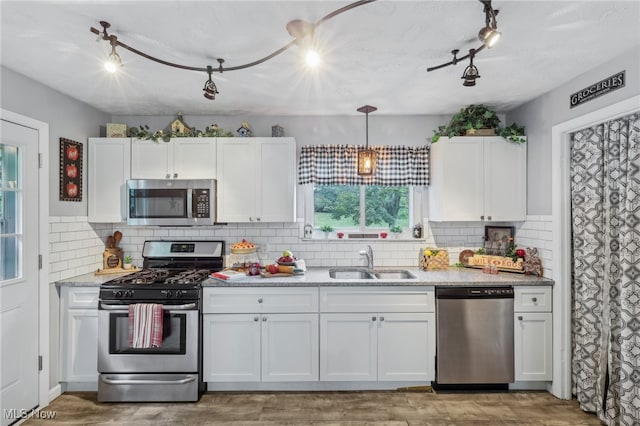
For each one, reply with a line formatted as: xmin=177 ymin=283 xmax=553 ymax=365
xmin=298 ymin=145 xmax=430 ymax=186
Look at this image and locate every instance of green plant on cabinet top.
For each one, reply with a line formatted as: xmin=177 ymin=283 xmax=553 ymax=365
xmin=431 ymin=104 xmax=525 ymax=144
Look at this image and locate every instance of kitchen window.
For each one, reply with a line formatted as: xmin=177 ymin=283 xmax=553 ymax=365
xmin=298 ymin=144 xmax=430 ymax=236
xmin=313 ymin=185 xmax=410 ymax=231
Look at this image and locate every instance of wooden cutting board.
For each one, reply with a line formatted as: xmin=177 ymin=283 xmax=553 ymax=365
xmin=260 ymin=272 xmax=304 ymax=278
xmin=95 ymin=266 xmax=139 ymax=275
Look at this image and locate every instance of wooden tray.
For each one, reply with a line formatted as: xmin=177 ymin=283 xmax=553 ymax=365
xmin=95 ymin=266 xmax=139 ymax=275
xmin=260 ymin=272 xmax=304 ymax=278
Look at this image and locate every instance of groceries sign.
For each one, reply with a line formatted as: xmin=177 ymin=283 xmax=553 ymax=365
xmin=570 ymin=70 xmax=625 ymax=108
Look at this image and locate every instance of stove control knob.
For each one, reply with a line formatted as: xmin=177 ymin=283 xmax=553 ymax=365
xmin=165 ymin=290 xmax=173 ymax=298
xmin=114 ymin=290 xmax=123 ymax=298
xmin=125 ymin=290 xmax=134 ymax=298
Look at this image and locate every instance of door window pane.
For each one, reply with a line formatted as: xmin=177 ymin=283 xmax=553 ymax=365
xmin=0 ymin=144 xmax=20 ymax=281
xmin=1 ymin=236 xmax=19 ymax=280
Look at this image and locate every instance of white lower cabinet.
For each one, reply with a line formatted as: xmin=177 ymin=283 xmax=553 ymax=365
xmin=60 ymin=286 xmax=99 ymax=383
xmin=320 ymin=287 xmax=436 ymax=382
xmin=202 ymin=288 xmax=319 ymax=383
xmin=514 ymin=286 xmax=553 ymax=381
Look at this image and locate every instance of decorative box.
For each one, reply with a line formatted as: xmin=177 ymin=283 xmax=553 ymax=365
xmin=419 ymin=248 xmax=449 ymax=271
xmin=106 ymin=123 xmax=128 ymax=138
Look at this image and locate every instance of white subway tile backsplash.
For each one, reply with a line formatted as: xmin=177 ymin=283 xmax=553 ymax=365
xmin=48 ymin=216 xmax=554 ymax=281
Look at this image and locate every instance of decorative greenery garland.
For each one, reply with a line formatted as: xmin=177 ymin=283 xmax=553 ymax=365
xmin=128 ymin=124 xmax=234 ymax=142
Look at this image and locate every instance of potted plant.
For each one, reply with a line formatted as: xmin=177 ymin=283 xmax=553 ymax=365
xmin=123 ymin=256 xmax=133 ymax=269
xmin=320 ymin=225 xmax=334 ymax=238
xmin=390 ymin=225 xmax=403 ymax=238
xmin=431 ymin=104 xmax=527 ymax=144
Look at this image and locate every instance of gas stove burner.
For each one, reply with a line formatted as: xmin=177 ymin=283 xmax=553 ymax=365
xmin=165 ymin=269 xmax=212 ymax=285
xmin=108 ymin=269 xmax=173 ymax=285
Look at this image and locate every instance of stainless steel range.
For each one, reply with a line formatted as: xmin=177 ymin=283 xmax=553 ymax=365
xmin=97 ymin=240 xmax=224 ymax=402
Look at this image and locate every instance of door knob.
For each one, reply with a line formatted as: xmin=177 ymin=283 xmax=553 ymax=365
xmin=262 ymin=317 xmax=267 ymax=322
xmin=518 ymin=316 xmax=523 ymax=321
xmin=258 ymin=297 xmax=263 ymax=303
xmin=371 ymin=316 xmax=377 ymax=321
xmin=254 ymin=316 xmax=259 ymax=322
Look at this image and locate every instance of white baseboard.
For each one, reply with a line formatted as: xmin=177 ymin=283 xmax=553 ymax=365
xmin=48 ymin=384 xmax=62 ymax=403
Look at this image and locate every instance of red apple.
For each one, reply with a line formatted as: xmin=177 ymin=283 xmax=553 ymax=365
xmin=380 ymin=232 xmax=388 ymax=239
xmin=337 ymin=232 xmax=344 ymax=239
xmin=66 ymin=182 xmax=78 ymax=197
xmin=66 ymin=146 xmax=79 ymax=161
xmin=515 ymin=249 xmax=526 ymax=258
xmin=66 ymin=164 xmax=78 ymax=178
xmin=267 ymin=264 xmax=279 ymax=274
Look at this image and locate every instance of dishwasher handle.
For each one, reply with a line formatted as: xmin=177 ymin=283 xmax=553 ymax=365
xmin=436 ymin=287 xmax=513 ymax=299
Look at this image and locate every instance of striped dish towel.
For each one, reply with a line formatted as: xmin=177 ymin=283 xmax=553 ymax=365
xmin=128 ymin=304 xmax=164 ymax=348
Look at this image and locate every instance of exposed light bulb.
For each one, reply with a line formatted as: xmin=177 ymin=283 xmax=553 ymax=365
xmin=104 ymin=52 xmax=122 ymax=73
xmin=305 ymin=49 xmax=321 ymax=68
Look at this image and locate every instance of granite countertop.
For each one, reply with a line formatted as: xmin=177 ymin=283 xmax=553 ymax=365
xmin=55 ymin=267 xmax=554 ymax=288
xmin=202 ymin=267 xmax=554 ymax=287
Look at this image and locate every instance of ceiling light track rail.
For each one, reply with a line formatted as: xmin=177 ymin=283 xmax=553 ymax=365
xmin=90 ymin=0 xmax=377 ymax=74
xmin=426 ymin=0 xmax=500 ymax=87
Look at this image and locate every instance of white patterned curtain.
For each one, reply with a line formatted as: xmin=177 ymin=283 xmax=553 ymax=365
xmin=297 ymin=145 xmax=430 ymax=186
xmin=570 ymin=111 xmax=640 ymax=425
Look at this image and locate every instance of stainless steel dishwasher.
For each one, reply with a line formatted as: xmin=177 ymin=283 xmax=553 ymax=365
xmin=435 ymin=287 xmax=514 ymax=386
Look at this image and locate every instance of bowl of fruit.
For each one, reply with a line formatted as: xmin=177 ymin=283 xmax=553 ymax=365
xmin=277 ymin=250 xmax=297 ymax=266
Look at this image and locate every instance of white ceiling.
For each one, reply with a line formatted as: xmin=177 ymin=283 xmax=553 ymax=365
xmin=1 ymin=1 xmax=639 ymax=116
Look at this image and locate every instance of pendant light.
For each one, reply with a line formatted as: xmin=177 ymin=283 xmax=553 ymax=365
xmin=357 ymin=105 xmax=377 ymax=176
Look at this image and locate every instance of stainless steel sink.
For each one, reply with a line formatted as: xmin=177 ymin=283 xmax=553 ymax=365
xmin=373 ymin=270 xmax=417 ymax=279
xmin=328 ymin=268 xmax=375 ymax=279
xmin=328 ymin=268 xmax=416 ymax=279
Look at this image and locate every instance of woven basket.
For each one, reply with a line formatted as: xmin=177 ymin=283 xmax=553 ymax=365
xmin=419 ymin=249 xmax=449 ymax=271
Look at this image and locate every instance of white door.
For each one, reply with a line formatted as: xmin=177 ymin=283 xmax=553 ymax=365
xmin=258 ymin=138 xmax=296 ymax=222
xmin=261 ymin=313 xmax=319 ymax=382
xmin=377 ymin=313 xmax=435 ymax=381
xmin=483 ymin=137 xmax=527 ymax=221
xmin=202 ymin=314 xmax=261 ymax=382
xmin=320 ymin=313 xmax=377 ymax=381
xmin=130 ymin=139 xmax=170 ymax=179
xmin=173 ymin=138 xmax=216 ymax=179
xmin=216 ymin=139 xmax=256 ymax=222
xmin=514 ymin=312 xmax=553 ymax=381
xmin=1 ymin=120 xmax=39 ymax=425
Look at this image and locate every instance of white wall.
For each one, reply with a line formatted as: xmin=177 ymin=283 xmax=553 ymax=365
xmin=507 ymin=46 xmax=640 ymax=215
xmin=0 ymin=66 xmax=110 ymax=217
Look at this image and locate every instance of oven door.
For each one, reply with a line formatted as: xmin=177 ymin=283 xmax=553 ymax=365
xmin=98 ymin=302 xmax=199 ymax=373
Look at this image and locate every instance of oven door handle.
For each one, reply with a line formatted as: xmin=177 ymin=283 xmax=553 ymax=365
xmin=99 ymin=302 xmax=197 ymax=311
xmin=100 ymin=375 xmax=197 ymax=385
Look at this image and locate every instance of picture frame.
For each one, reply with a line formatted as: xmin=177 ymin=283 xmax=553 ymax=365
xmin=59 ymin=138 xmax=83 ymax=202
xmin=483 ymin=226 xmax=514 ymax=256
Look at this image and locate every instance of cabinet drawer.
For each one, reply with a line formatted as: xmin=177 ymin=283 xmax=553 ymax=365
xmin=203 ymin=287 xmax=318 ymax=313
xmin=320 ymin=287 xmax=435 ymax=313
xmin=63 ymin=287 xmax=99 ymax=309
xmin=514 ymin=286 xmax=552 ymax=312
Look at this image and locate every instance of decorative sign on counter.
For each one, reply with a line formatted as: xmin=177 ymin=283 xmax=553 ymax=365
xmin=466 ymin=254 xmax=524 ymax=273
xmin=570 ymin=70 xmax=625 ymax=108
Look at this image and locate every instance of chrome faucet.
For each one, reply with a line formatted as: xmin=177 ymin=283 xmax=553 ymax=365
xmin=359 ymin=245 xmax=374 ymax=269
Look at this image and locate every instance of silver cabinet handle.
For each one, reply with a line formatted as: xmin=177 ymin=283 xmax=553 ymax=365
xmin=254 ymin=316 xmax=259 ymax=322
xmin=532 ymin=297 xmax=538 ymax=303
xmin=257 ymin=217 xmax=261 ymax=221
xmin=371 ymin=316 xmax=377 ymax=321
xmin=173 ymin=173 xmax=178 ymax=178
xmin=518 ymin=316 xmax=523 ymax=321
xmin=166 ymin=173 xmax=170 ymax=179
xmin=487 ymin=216 xmax=492 ymax=221
xmin=480 ymin=215 xmax=484 ymax=221
xmin=262 ymin=316 xmax=267 ymax=322
xmin=380 ymin=316 xmax=385 ymax=321
xmin=258 ymin=297 xmax=263 ymax=303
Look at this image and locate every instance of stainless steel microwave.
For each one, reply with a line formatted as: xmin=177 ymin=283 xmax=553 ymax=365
xmin=127 ymin=179 xmax=216 ymax=226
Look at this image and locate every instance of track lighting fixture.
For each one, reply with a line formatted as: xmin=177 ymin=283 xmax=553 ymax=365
xmin=478 ymin=0 xmax=501 ymax=48
xmin=427 ymin=0 xmax=501 ymax=87
xmin=90 ymin=0 xmax=375 ymax=99
xmin=202 ymin=64 xmax=220 ymax=100
xmin=357 ymin=105 xmax=377 ymax=176
xmin=103 ymin=32 xmax=122 ymax=73
xmin=461 ymin=49 xmax=480 ymax=87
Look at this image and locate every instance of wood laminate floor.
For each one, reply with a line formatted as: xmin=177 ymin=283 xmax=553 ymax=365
xmin=23 ymin=391 xmax=600 ymax=425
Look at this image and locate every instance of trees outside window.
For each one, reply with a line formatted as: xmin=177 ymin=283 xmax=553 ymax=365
xmin=314 ymin=185 xmax=409 ymax=230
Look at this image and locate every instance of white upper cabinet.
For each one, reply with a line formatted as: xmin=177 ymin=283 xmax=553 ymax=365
xmin=88 ymin=137 xmax=130 ymax=223
xmin=130 ymin=137 xmax=216 ymax=179
xmin=216 ymin=137 xmax=296 ymax=223
xmin=428 ymin=136 xmax=526 ymax=222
